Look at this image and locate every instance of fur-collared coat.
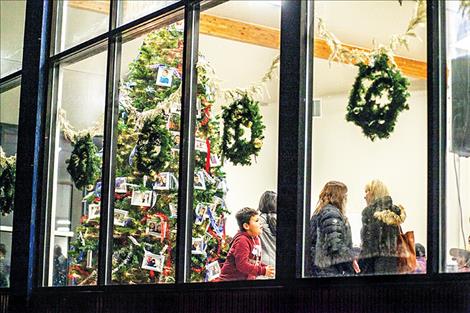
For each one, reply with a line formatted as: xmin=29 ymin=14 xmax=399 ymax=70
xmin=360 ymin=196 xmax=406 ymax=259
xmin=310 ymin=204 xmax=353 ymax=271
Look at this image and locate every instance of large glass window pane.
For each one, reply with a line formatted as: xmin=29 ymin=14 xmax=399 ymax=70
xmin=110 ymin=14 xmax=184 ymax=285
xmin=306 ymin=1 xmax=427 ymax=277
xmin=190 ymin=0 xmax=280 ymax=283
xmin=444 ymin=1 xmax=470 ymax=273
xmin=0 ymin=0 xmax=26 ymax=78
xmin=43 ymin=47 xmax=107 ymax=286
xmin=53 ymin=1 xmax=110 ymax=54
xmin=117 ymin=1 xmax=178 ymax=27
xmin=0 ymin=83 xmax=20 ymax=288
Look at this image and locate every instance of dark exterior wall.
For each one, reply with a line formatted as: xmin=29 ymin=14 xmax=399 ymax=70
xmin=1 ymin=280 xmax=469 ymax=313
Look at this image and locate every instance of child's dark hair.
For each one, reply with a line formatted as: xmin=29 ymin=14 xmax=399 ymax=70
xmin=236 ymin=207 xmax=258 ymax=231
xmin=0 ymin=244 xmax=6 ymax=256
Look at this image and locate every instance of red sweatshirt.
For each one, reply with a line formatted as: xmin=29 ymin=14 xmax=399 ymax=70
xmin=219 ymin=231 xmax=267 ymax=281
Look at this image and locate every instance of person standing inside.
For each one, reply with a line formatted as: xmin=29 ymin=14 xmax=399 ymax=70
xmin=219 ymin=207 xmax=275 ymax=281
xmin=53 ymin=245 xmax=68 ymax=286
xmin=359 ymin=180 xmax=406 ymax=275
xmin=309 ymin=181 xmax=358 ymax=276
xmin=258 ymin=191 xmax=277 ymax=268
xmin=0 ymin=244 xmax=8 ymax=287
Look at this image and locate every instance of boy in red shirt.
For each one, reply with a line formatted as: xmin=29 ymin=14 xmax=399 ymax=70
xmin=219 ymin=207 xmax=275 ymax=281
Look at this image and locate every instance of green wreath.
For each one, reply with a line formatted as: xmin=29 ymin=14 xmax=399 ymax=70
xmin=346 ymin=52 xmax=410 ymax=141
xmin=135 ymin=115 xmax=173 ymax=177
xmin=0 ymin=153 xmax=16 ymax=215
xmin=221 ymin=94 xmax=265 ymax=166
xmin=66 ymin=134 xmax=101 ymax=190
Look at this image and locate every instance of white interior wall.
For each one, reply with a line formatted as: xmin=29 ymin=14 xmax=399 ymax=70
xmin=311 ymin=88 xmax=428 ymax=247
xmin=199 ymin=34 xmax=280 ymax=236
xmin=446 ymin=140 xmax=470 ymax=265
xmin=0 ymin=86 xmax=20 ymax=125
xmin=0 ymin=0 xmax=26 ymax=77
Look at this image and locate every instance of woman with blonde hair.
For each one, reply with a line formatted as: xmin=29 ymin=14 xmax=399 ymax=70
xmin=309 ymin=181 xmax=358 ymax=276
xmin=360 ymin=179 xmax=406 ymax=275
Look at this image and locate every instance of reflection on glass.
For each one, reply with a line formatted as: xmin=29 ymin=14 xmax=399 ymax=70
xmin=0 ymin=0 xmax=26 ymax=77
xmin=44 ymin=50 xmax=107 ymax=286
xmin=110 ymin=19 xmax=184 ymax=285
xmin=0 ymin=84 xmax=20 ymax=288
xmin=445 ymin=1 xmax=470 ymax=273
xmin=54 ymin=1 xmax=110 ymax=53
xmin=192 ymin=0 xmax=280 ymax=283
xmin=118 ymin=0 xmax=178 ymax=26
xmin=307 ymin=1 xmax=427 ymax=277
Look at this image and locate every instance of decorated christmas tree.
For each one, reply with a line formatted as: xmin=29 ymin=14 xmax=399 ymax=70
xmin=66 ymin=24 xmax=231 ymax=285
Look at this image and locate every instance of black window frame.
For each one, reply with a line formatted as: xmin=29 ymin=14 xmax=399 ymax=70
xmin=4 ymin=0 xmax=470 ymax=311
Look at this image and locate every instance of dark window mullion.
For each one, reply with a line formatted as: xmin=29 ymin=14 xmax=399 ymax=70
xmin=276 ymin=0 xmax=308 ymax=281
xmin=301 ymin=0 xmax=314 ymax=278
xmin=427 ymin=0 xmax=446 ymax=277
xmin=97 ymin=0 xmax=120 ymax=286
xmin=39 ymin=60 xmax=60 ymax=288
xmin=10 ymin=0 xmax=51 ymax=310
xmin=176 ymin=0 xmax=200 ymax=284
xmin=0 ymin=70 xmax=22 ymax=91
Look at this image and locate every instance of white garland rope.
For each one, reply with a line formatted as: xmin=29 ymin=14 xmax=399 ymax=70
xmin=59 ymin=53 xmax=280 ymax=139
xmin=0 ymin=147 xmax=15 ymax=164
xmin=61 ymin=0 xmax=429 ymax=138
xmin=220 ymin=55 xmax=280 ymax=102
xmin=59 ymin=108 xmax=104 ymax=142
xmin=317 ymin=0 xmax=426 ymax=67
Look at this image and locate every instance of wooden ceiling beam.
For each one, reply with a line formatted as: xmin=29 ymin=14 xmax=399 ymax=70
xmin=67 ymin=1 xmax=427 ymax=79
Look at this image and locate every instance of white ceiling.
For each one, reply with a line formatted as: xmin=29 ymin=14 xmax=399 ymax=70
xmin=0 ymin=0 xmax=26 ymax=78
xmin=205 ymin=0 xmax=427 ymax=96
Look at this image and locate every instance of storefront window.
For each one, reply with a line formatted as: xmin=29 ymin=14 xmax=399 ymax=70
xmin=444 ymin=0 xmax=470 ymax=273
xmin=43 ymin=47 xmax=107 ymax=286
xmin=110 ymin=16 xmax=184 ymax=285
xmin=190 ymin=0 xmax=280 ymax=283
xmin=117 ymin=1 xmax=178 ymax=26
xmin=306 ymin=0 xmax=427 ymax=277
xmin=53 ymin=1 xmax=110 ymax=54
xmin=0 ymin=83 xmax=20 ymax=288
xmin=0 ymin=0 xmax=26 ymax=78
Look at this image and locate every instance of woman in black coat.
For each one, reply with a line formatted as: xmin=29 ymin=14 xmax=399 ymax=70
xmin=309 ymin=181 xmax=358 ymax=276
xmin=359 ymin=180 xmax=406 ymax=275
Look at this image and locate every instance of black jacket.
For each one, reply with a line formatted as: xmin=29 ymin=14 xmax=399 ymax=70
xmin=360 ymin=196 xmax=406 ymax=259
xmin=310 ymin=204 xmax=353 ymax=272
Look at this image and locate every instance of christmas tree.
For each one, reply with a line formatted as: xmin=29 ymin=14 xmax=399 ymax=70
xmin=66 ymin=24 xmax=230 ymax=285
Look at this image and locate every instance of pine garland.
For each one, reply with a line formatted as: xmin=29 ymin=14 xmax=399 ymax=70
xmin=66 ymin=134 xmax=101 ymax=190
xmin=134 ymin=115 xmax=173 ymax=178
xmin=346 ymin=52 xmax=410 ymax=141
xmin=0 ymin=150 xmax=16 ymax=216
xmin=221 ymin=94 xmax=265 ymax=166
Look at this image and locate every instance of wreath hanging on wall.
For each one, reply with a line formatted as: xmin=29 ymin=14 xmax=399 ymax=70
xmin=221 ymin=94 xmax=265 ymax=166
xmin=66 ymin=134 xmax=101 ymax=190
xmin=134 ymin=115 xmax=173 ymax=177
xmin=0 ymin=151 xmax=16 ymax=216
xmin=346 ymin=52 xmax=411 ymax=141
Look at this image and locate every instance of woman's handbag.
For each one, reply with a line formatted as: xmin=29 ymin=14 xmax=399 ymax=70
xmin=397 ymin=226 xmax=417 ymax=273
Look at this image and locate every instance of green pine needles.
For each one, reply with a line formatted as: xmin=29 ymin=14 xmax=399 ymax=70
xmin=346 ymin=52 xmax=410 ymax=141
xmin=0 ymin=152 xmax=16 ymax=216
xmin=221 ymin=94 xmax=265 ymax=166
xmin=135 ymin=115 xmax=173 ymax=178
xmin=66 ymin=134 xmax=101 ymax=190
